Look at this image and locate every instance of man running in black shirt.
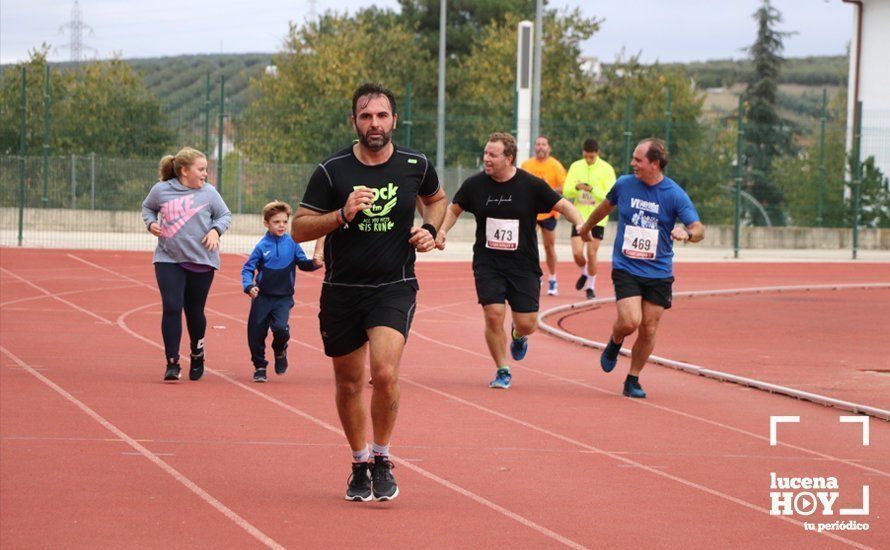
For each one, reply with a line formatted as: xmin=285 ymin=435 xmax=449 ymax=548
xmin=292 ymin=83 xmax=446 ymax=502
xmin=436 ymin=132 xmax=584 ymax=388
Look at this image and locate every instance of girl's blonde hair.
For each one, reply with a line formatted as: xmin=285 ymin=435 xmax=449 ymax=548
xmin=158 ymin=147 xmax=206 ymax=181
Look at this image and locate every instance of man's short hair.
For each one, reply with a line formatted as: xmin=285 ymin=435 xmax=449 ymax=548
xmin=262 ymin=200 xmax=292 ymax=221
xmin=488 ymin=132 xmax=517 ymax=164
xmin=640 ymin=138 xmax=669 ymax=170
xmin=582 ymin=138 xmax=599 ymax=153
xmin=536 ymin=135 xmax=551 ymax=145
xmin=352 ymin=82 xmax=397 ymax=117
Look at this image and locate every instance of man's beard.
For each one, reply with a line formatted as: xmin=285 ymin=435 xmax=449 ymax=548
xmin=357 ymin=127 xmax=392 ymax=151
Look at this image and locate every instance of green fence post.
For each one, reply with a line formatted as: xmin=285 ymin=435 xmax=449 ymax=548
xmin=90 ymin=152 xmax=96 ymax=210
xmin=622 ymin=95 xmax=633 ymax=175
xmin=70 ymin=154 xmax=77 ymax=209
xmin=43 ymin=63 xmax=50 ymax=206
xmin=404 ymin=81 xmax=413 ymax=149
xmin=852 ymin=100 xmax=862 ymax=260
xmin=817 ymin=88 xmax=826 ymax=227
xmin=216 ymin=75 xmax=225 ymax=194
xmin=18 ymin=66 xmax=26 ymax=247
xmin=664 ymin=87 xmax=671 ymax=176
xmin=734 ymin=96 xmax=745 ymax=259
xmin=237 ymin=155 xmax=243 ymax=214
xmin=204 ymin=72 xmax=211 ymax=156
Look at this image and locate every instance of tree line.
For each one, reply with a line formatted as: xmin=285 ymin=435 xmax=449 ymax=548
xmin=0 ymin=1 xmax=885 ymax=227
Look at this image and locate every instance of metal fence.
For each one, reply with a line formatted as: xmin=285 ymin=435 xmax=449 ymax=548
xmin=3 ymin=64 xmax=889 ymax=253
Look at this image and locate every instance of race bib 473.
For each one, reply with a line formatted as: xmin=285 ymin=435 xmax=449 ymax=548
xmin=486 ymin=218 xmax=519 ymax=250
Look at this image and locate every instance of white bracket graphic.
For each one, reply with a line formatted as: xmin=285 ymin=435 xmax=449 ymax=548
xmin=770 ymin=416 xmax=800 ymax=446
xmin=839 ymin=416 xmax=870 ymax=446
xmin=840 ymin=485 xmax=870 ymax=516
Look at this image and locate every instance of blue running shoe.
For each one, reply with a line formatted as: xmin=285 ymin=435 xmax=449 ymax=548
xmin=623 ymin=377 xmax=647 ymax=398
xmin=489 ymin=368 xmax=512 ymax=389
xmin=510 ymin=325 xmax=528 ymax=361
xmin=600 ymin=337 xmax=621 ymax=373
xmin=547 ymin=279 xmax=558 ymax=296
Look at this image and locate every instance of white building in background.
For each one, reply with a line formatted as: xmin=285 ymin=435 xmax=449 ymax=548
xmin=579 ymin=56 xmax=603 ymax=82
xmin=844 ymin=0 xmax=890 ymax=183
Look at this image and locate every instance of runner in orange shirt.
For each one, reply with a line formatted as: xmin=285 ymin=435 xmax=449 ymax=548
xmin=520 ymin=136 xmax=567 ymax=295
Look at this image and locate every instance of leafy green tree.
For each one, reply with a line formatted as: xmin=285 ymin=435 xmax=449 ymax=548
xmin=854 ymin=156 xmax=890 ymax=228
xmin=445 ymin=10 xmax=599 ymax=165
xmin=744 ymin=0 xmax=794 ymax=224
xmin=397 ymin=0 xmax=538 ymax=60
xmin=0 ymin=47 xmax=66 ymax=156
xmin=771 ymin=125 xmax=847 ymax=227
xmin=239 ymin=10 xmax=435 ymax=163
xmin=0 ymin=47 xmax=171 ymax=158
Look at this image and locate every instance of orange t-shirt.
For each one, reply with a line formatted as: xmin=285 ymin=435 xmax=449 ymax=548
xmin=521 ymin=156 xmax=567 ymax=220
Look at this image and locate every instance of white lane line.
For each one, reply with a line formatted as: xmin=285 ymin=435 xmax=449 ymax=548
xmin=539 ymin=283 xmax=890 ymax=420
xmin=73 ymin=256 xmax=877 ymax=548
xmin=113 ymin=299 xmax=588 ymax=550
xmin=0 ymin=283 xmax=142 ymax=307
xmin=0 ymin=267 xmax=112 ymax=324
xmin=397 ymin=376 xmax=869 ymax=549
xmin=409 ymin=330 xmax=889 ymax=477
xmin=0 ymin=345 xmax=284 ymax=550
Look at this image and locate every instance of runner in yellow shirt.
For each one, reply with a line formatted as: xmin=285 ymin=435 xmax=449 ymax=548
xmin=563 ymin=138 xmax=616 ymax=299
xmin=520 ymin=136 xmax=567 ymax=295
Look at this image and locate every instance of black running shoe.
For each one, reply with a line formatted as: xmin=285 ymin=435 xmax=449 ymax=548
xmin=345 ymin=462 xmax=372 ymax=502
xmin=575 ymin=273 xmax=588 ymax=291
xmin=253 ymin=368 xmax=267 ymax=383
xmin=371 ymin=456 xmax=399 ymax=501
xmin=623 ymin=377 xmax=647 ymax=398
xmin=585 ymin=288 xmax=595 ymax=300
xmin=274 ymin=352 xmax=288 ymax=375
xmin=189 ymin=352 xmax=205 ymax=381
xmin=164 ymin=364 xmax=181 ymax=382
xmin=601 ymin=337 xmax=621 ymax=373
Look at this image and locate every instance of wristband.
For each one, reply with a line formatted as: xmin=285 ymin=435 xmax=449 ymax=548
xmin=337 ymin=207 xmax=348 ymax=227
xmin=421 ymin=223 xmax=437 ymax=240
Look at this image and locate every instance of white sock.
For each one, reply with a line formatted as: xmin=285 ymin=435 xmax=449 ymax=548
xmin=352 ymin=445 xmax=370 ymax=463
xmin=586 ymin=275 xmax=597 ymax=290
xmin=582 ymin=267 xmax=589 ymax=277
xmin=371 ymin=442 xmax=390 ymax=458
xmin=549 ymin=275 xmax=556 ymax=282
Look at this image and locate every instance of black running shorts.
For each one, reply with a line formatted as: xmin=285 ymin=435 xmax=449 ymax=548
xmin=473 ymin=264 xmax=540 ymax=313
xmin=318 ymin=282 xmax=417 ymax=357
xmin=572 ymin=225 xmax=604 ymax=240
xmin=611 ymin=268 xmax=674 ymax=309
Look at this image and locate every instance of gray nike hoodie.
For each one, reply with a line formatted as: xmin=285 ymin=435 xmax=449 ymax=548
xmin=141 ymin=178 xmax=232 ymax=269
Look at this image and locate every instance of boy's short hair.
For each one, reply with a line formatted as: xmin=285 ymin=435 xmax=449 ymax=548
xmin=262 ymin=200 xmax=292 ymax=221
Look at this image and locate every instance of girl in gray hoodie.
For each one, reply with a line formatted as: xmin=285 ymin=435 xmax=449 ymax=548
xmin=142 ymin=147 xmax=232 ymax=382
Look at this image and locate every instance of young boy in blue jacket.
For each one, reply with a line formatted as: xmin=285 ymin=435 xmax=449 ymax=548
xmin=242 ymin=201 xmax=323 ymax=382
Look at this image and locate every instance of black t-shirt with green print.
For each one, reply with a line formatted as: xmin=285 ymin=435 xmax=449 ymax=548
xmin=300 ymin=144 xmax=440 ymax=287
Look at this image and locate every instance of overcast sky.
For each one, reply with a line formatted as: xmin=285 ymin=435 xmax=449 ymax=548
xmin=0 ymin=0 xmax=853 ymax=66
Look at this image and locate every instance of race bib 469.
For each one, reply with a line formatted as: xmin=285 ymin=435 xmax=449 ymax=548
xmin=622 ymin=225 xmax=658 ymax=260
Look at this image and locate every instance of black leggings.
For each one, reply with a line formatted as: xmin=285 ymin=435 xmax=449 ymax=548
xmin=154 ymin=263 xmax=215 ymax=364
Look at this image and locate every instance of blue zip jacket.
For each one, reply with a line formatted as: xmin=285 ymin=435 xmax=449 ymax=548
xmin=242 ymin=233 xmax=318 ymax=296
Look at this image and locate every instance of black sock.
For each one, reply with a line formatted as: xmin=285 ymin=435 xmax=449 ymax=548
xmin=626 ymin=374 xmax=639 ymax=384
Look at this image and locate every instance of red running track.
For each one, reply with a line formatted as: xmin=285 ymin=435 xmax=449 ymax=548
xmin=1 ymin=248 xmax=887 ymax=549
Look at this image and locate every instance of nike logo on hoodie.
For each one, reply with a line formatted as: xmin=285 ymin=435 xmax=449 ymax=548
xmin=159 ymin=194 xmax=208 ymax=238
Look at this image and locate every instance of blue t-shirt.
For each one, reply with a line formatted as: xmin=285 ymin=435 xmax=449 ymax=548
xmin=607 ymin=175 xmax=699 ymax=278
